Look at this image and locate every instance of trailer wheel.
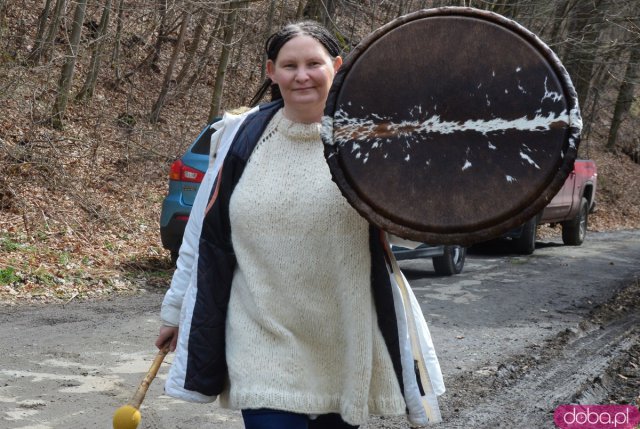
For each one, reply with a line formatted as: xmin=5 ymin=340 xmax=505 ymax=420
xmin=513 ymin=216 xmax=537 ymax=255
xmin=432 ymin=245 xmax=466 ymax=276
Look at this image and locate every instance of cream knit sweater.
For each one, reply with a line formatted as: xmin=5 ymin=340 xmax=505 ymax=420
xmin=221 ymin=110 xmax=406 ymax=425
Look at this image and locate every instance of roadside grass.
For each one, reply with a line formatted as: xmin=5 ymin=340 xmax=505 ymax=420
xmin=0 ymin=234 xmax=35 ymax=253
xmin=119 ymin=254 xmax=174 ymax=290
xmin=0 ymin=266 xmax=20 ymax=284
xmin=0 ymin=231 xmax=171 ymax=303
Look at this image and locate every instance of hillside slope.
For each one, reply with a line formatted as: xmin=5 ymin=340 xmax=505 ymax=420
xmin=1 ymin=1 xmax=638 ymax=304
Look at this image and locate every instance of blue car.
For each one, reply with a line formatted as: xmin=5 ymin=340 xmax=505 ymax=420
xmin=160 ymin=122 xmax=466 ymax=275
xmin=160 ymin=120 xmax=218 ymax=262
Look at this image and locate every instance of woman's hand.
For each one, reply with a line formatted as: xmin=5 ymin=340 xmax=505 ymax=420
xmin=156 ymin=325 xmax=179 ymax=352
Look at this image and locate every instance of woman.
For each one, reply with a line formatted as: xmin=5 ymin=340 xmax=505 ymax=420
xmin=156 ymin=20 xmax=444 ymax=429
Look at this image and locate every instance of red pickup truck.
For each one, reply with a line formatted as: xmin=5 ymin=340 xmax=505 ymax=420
xmin=507 ymin=159 xmax=598 ymax=254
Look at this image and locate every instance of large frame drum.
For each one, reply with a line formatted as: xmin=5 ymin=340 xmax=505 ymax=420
xmin=322 ymin=7 xmax=582 ymax=245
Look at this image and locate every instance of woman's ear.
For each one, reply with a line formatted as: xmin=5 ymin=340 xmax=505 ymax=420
xmin=333 ymin=56 xmax=343 ymax=73
xmin=266 ymin=59 xmax=276 ymax=82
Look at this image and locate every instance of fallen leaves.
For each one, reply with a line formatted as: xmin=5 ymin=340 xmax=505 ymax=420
xmin=0 ymin=0 xmax=638 ymax=307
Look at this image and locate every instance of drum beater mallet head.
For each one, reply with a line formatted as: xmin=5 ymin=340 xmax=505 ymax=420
xmin=112 ymin=346 xmax=169 ymax=429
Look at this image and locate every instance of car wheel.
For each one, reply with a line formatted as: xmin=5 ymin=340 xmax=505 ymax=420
xmin=432 ymin=245 xmax=466 ymax=276
xmin=562 ymin=197 xmax=588 ymax=245
xmin=513 ymin=216 xmax=537 ymax=255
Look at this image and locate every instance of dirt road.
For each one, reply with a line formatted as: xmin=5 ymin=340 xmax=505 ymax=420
xmin=1 ymin=230 xmax=638 ymax=429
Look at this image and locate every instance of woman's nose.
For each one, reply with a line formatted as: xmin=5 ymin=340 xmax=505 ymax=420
xmin=295 ymin=67 xmax=310 ymax=81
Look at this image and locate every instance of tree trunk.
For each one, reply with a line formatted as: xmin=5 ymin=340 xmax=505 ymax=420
xmin=148 ymin=0 xmax=169 ymax=73
xmin=348 ymin=1 xmax=357 ymax=47
xmin=278 ymin=0 xmax=288 ymax=23
xmin=493 ymin=0 xmax=518 ymax=18
xmin=545 ymin=0 xmax=579 ymax=56
xmin=173 ymin=9 xmax=207 ymax=96
xmin=562 ymin=0 xmax=607 ymax=113
xmin=111 ymin=0 xmax=125 ymax=82
xmin=606 ymin=43 xmax=640 ymax=150
xmin=303 ymin=0 xmax=320 ymax=21
xmin=208 ymin=1 xmax=240 ymax=121
xmin=51 ymin=0 xmax=88 ymax=129
xmin=295 ymin=0 xmax=305 ymax=19
xmin=396 ymin=0 xmax=407 ymax=17
xmin=0 ymin=0 xmax=6 ymax=47
xmin=76 ymin=0 xmax=112 ymax=101
xmin=323 ymin=0 xmax=336 ymax=28
xmin=150 ymin=10 xmax=191 ymax=124
xmin=115 ymin=0 xmax=175 ymax=86
xmin=29 ymin=0 xmax=65 ymax=64
xmin=303 ymin=0 xmax=336 ymax=27
xmin=260 ymin=0 xmax=277 ymax=83
xmin=580 ymin=38 xmax=623 ymax=140
xmin=29 ymin=0 xmax=53 ymax=60
xmin=185 ymin=12 xmax=224 ymax=93
xmin=370 ymin=0 xmax=377 ymax=32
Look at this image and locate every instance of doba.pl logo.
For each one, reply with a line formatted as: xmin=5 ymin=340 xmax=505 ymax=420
xmin=554 ymin=405 xmax=640 ymax=429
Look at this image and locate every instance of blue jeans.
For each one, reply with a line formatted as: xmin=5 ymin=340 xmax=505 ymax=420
xmin=241 ymin=408 xmax=359 ymax=429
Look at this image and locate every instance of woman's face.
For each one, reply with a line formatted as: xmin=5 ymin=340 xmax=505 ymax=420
xmin=267 ymin=35 xmax=342 ymax=123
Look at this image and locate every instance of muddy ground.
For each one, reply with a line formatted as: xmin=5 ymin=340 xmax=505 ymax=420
xmin=0 ymin=230 xmax=639 ymax=429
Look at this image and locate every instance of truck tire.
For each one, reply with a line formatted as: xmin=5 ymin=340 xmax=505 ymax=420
xmin=432 ymin=245 xmax=466 ymax=276
xmin=562 ymin=197 xmax=588 ymax=245
xmin=513 ymin=216 xmax=537 ymax=255
xmin=170 ymin=247 xmax=180 ymax=266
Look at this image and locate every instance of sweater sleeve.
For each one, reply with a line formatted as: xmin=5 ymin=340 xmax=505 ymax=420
xmin=160 ymin=108 xmax=257 ymax=326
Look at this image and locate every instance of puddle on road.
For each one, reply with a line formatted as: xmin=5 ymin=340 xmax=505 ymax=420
xmin=1 ymin=369 xmax=121 ymax=394
xmin=0 ymin=349 xmax=152 ymax=427
xmin=413 ymin=280 xmax=485 ymax=304
xmin=4 ymin=408 xmax=39 ymax=421
xmin=40 ymin=358 xmax=99 ymax=371
xmin=109 ymin=350 xmax=165 ymax=374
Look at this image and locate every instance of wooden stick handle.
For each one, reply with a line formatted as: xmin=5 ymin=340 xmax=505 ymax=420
xmin=129 ymin=347 xmax=169 ymax=409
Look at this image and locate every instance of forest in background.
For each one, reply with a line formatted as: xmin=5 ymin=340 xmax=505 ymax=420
xmin=0 ymin=0 xmax=639 ymax=303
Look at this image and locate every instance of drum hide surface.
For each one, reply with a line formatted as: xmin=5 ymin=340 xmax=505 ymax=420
xmin=322 ymin=8 xmax=582 ymax=245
